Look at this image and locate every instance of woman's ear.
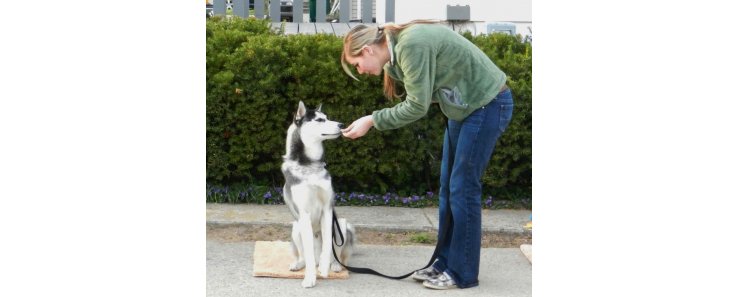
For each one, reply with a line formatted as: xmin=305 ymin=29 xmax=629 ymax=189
xmin=362 ymin=45 xmax=373 ymax=56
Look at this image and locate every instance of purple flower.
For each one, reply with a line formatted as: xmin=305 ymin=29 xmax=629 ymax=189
xmin=263 ymin=192 xmax=272 ymax=199
xmin=427 ymin=191 xmax=434 ymax=197
xmin=412 ymin=195 xmax=420 ymax=202
xmin=485 ymin=196 xmax=493 ymax=207
xmin=402 ymin=198 xmax=409 ymax=204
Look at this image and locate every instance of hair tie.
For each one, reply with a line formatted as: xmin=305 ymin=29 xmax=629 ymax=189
xmin=376 ymin=26 xmax=385 ymax=40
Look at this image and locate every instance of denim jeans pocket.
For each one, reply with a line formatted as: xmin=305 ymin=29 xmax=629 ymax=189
xmin=498 ymin=103 xmax=514 ymax=133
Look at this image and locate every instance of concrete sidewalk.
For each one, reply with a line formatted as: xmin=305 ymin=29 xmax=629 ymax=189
xmin=206 ymin=203 xmax=532 ymax=236
xmin=206 ymin=203 xmax=532 ymax=296
xmin=207 ymin=240 xmax=532 ymax=297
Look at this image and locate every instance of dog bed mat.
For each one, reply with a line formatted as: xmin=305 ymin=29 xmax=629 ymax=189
xmin=252 ymin=240 xmax=349 ymax=279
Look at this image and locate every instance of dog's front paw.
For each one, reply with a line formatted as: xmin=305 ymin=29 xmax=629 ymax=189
xmin=318 ymin=262 xmax=330 ymax=278
xmin=331 ymin=261 xmax=342 ymax=272
xmin=318 ymin=268 xmax=329 ymax=278
xmin=301 ymin=275 xmax=316 ymax=288
xmin=318 ymin=254 xmax=331 ymax=277
xmin=289 ymin=260 xmax=305 ymax=271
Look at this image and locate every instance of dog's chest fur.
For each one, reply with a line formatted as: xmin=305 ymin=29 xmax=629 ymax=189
xmin=281 ymin=160 xmax=331 ymax=189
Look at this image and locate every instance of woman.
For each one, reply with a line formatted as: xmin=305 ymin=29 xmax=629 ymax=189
xmin=340 ymin=20 xmax=514 ymax=290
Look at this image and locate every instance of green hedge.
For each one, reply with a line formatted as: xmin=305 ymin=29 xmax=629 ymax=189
xmin=206 ymin=17 xmax=531 ymax=201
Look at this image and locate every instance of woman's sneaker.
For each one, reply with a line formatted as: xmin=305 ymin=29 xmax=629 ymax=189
xmin=422 ymin=271 xmax=458 ymax=290
xmin=411 ymin=266 xmax=441 ymax=282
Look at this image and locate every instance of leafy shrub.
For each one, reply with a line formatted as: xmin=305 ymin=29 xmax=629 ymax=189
xmin=206 ymin=17 xmax=532 ymax=203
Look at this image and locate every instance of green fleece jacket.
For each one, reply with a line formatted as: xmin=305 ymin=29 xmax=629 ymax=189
xmin=372 ymin=24 xmax=507 ymax=131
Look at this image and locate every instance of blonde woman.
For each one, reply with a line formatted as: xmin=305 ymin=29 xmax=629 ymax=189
xmin=340 ymin=20 xmax=514 ymax=290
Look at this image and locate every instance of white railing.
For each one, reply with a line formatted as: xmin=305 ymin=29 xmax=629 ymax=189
xmin=208 ymin=0 xmax=523 ymax=38
xmin=210 ymin=0 xmax=392 ymax=23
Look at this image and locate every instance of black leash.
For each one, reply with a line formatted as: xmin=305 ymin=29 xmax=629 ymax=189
xmin=330 ymin=209 xmax=451 ymax=279
xmin=330 ymin=122 xmax=454 ymax=280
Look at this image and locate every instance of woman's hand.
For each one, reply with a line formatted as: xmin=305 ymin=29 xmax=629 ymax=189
xmin=341 ymin=115 xmax=374 ymax=139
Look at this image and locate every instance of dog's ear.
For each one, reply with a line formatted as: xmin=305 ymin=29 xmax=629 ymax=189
xmin=316 ymin=103 xmax=323 ymax=112
xmin=295 ymin=101 xmax=306 ymax=123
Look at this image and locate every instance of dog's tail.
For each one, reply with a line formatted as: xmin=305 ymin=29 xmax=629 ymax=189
xmin=335 ymin=218 xmax=356 ymax=246
xmin=340 ymin=220 xmax=356 ymax=264
xmin=345 ymin=221 xmax=356 ymax=247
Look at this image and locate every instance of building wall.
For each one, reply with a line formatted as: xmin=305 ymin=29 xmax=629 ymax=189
xmin=341 ymin=0 xmax=531 ymax=37
xmin=351 ymin=0 xmax=377 ymax=20
xmin=383 ymin=0 xmax=531 ymax=37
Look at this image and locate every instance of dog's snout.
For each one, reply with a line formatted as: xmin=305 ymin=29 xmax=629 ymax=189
xmin=338 ymin=123 xmax=344 ymax=129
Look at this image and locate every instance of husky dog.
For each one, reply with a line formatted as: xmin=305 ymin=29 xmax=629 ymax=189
xmin=281 ymin=101 xmax=356 ymax=288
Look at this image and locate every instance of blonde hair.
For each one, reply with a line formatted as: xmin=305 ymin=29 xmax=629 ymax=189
xmin=341 ymin=20 xmax=440 ymax=100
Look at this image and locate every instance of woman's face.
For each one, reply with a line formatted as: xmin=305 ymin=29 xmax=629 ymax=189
xmin=345 ymin=45 xmax=385 ymax=76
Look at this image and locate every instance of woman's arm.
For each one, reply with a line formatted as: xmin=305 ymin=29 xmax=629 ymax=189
xmin=371 ymin=44 xmax=436 ymax=131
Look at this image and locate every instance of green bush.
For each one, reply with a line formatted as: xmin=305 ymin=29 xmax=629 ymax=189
xmin=467 ymin=32 xmax=533 ymax=198
xmin=206 ymin=17 xmax=532 ymax=202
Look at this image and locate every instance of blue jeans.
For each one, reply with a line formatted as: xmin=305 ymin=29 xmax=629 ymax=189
xmin=432 ymin=88 xmax=514 ymax=288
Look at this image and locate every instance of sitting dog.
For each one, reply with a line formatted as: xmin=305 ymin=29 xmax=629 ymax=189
xmin=281 ymin=101 xmax=356 ymax=288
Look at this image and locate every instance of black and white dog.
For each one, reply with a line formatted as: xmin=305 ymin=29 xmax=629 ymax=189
xmin=281 ymin=101 xmax=356 ymax=288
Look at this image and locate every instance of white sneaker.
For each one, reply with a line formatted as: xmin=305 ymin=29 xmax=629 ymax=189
xmin=423 ymin=271 xmax=458 ymax=290
xmin=411 ymin=266 xmax=441 ymax=282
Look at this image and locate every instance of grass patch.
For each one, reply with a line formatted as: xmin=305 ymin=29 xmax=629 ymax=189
xmin=409 ymin=232 xmax=434 ymax=244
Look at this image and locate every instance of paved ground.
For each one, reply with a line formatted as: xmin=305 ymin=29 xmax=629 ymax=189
xmin=206 ymin=203 xmax=532 ymax=296
xmin=207 ymin=240 xmax=532 ymax=297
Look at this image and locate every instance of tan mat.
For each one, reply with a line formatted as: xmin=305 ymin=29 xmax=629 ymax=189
xmin=252 ymin=241 xmax=349 ymax=279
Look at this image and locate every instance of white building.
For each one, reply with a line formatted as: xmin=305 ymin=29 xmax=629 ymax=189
xmin=353 ymin=0 xmax=531 ymax=38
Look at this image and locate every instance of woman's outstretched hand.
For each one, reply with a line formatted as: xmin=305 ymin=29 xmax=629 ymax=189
xmin=341 ymin=115 xmax=374 ymax=139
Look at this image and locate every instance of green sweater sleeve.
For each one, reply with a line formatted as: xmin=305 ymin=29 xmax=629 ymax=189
xmin=372 ymin=45 xmax=435 ymax=131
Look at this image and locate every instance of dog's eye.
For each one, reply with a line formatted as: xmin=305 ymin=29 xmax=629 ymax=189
xmin=316 ymin=118 xmax=325 ymax=122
